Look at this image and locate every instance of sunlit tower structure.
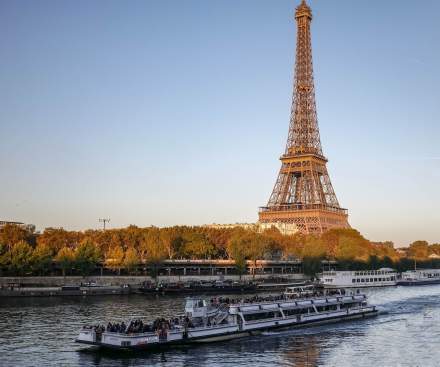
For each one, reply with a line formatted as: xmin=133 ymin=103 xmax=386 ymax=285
xmin=259 ymin=0 xmax=349 ymax=234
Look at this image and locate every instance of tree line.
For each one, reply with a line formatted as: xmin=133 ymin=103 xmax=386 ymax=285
xmin=0 ymin=223 xmax=439 ymax=277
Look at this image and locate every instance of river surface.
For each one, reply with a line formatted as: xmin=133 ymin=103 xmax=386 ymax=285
xmin=1 ymin=286 xmax=440 ymax=367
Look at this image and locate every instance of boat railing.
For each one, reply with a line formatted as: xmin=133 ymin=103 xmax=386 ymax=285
xmin=230 ymin=294 xmax=366 ymax=311
xmin=103 ymin=326 xmax=185 ymax=338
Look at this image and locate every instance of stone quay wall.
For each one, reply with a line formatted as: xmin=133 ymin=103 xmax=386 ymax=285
xmin=0 ymin=273 xmax=306 ymax=287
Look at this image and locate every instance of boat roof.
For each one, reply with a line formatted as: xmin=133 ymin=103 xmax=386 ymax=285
xmin=229 ymin=295 xmax=366 ymax=312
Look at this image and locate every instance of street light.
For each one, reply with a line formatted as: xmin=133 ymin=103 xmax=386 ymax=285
xmin=99 ymin=218 xmax=110 ymax=231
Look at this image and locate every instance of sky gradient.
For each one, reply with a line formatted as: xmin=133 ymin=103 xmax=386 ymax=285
xmin=1 ymin=0 xmax=439 ymax=247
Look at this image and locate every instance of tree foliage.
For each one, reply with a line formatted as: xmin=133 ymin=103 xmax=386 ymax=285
xmin=32 ymin=243 xmax=53 ymax=275
xmin=0 ymin=223 xmax=439 ymax=276
xmin=55 ymin=247 xmax=75 ymax=276
xmin=10 ymin=241 xmax=34 ymax=275
xmin=105 ymin=245 xmax=125 ymax=275
xmin=74 ymin=240 xmax=101 ymax=276
xmin=123 ymin=247 xmax=139 ymax=274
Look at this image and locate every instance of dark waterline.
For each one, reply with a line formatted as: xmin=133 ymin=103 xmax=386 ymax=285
xmin=1 ymin=286 xmax=440 ymax=367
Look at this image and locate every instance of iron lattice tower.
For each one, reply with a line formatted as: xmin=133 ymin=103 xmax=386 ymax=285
xmin=259 ymin=0 xmax=349 ymax=234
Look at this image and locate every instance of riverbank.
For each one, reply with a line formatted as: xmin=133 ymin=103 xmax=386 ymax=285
xmin=0 ymin=273 xmax=305 ymax=287
xmin=0 ymin=285 xmax=131 ymax=297
xmin=0 ymin=274 xmax=307 ymax=297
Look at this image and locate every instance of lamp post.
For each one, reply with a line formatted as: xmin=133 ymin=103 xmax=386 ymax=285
xmin=99 ymin=218 xmax=110 ymax=231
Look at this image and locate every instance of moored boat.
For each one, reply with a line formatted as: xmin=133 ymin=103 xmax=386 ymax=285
xmin=319 ymin=268 xmax=397 ymax=288
xmin=139 ymin=280 xmax=257 ymax=295
xmin=76 ymin=292 xmax=377 ymax=351
xmin=397 ymin=269 xmax=440 ymax=286
xmin=283 ymin=284 xmax=316 ymax=298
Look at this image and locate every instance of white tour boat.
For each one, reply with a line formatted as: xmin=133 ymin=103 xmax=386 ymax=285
xmin=284 ymin=284 xmax=316 ymax=298
xmin=76 ymin=293 xmax=377 ymax=351
xmin=320 ymin=268 xmax=397 ymax=288
xmin=397 ymin=269 xmax=440 ymax=286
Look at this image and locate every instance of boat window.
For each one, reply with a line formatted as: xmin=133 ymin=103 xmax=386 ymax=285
xmin=352 ymin=279 xmax=355 ymax=283
xmin=284 ymin=309 xmax=302 ymax=316
xmin=357 ymin=279 xmax=360 ymax=283
xmin=316 ymin=305 xmax=337 ymax=312
xmin=374 ymin=278 xmax=377 ymax=282
xmin=243 ymin=311 xmax=281 ymax=321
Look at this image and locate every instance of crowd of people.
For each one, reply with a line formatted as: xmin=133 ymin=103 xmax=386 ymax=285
xmin=103 ymin=317 xmax=183 ymax=334
xmin=210 ymin=295 xmax=286 ymax=306
xmin=83 ymin=316 xmax=198 ymax=336
xmin=208 ymin=288 xmax=349 ymax=306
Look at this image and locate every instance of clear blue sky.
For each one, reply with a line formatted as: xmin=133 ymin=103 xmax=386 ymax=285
xmin=1 ymin=0 xmax=439 ymax=247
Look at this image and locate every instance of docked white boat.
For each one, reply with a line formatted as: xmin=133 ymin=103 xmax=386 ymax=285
xmin=320 ymin=268 xmax=397 ymax=288
xmin=284 ymin=284 xmax=316 ymax=298
xmin=397 ymin=269 xmax=440 ymax=286
xmin=76 ymin=293 xmax=377 ymax=351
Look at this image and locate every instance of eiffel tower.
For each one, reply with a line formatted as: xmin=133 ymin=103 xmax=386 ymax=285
xmin=259 ymin=0 xmax=349 ymax=234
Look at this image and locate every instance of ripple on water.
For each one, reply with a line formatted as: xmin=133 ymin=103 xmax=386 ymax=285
xmin=2 ymin=288 xmax=440 ymax=366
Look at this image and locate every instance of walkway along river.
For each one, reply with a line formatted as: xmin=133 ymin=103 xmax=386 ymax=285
xmin=1 ymin=286 xmax=440 ymax=366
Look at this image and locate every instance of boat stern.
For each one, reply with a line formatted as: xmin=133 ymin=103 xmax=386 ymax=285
xmin=76 ymin=328 xmax=98 ymax=345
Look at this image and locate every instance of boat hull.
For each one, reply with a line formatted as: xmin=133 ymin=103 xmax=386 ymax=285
xmin=76 ymin=309 xmax=377 ymax=351
xmin=138 ymin=286 xmax=257 ymax=295
xmin=323 ymin=283 xmax=396 ymax=289
xmin=397 ymin=279 xmax=440 ymax=286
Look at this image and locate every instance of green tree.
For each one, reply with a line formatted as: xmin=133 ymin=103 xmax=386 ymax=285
xmin=32 ymin=243 xmax=53 ymax=275
xmin=302 ymin=257 xmax=323 ymax=277
xmin=227 ymin=232 xmax=248 ymax=279
xmin=10 ymin=241 xmax=34 ymax=275
xmin=75 ymin=240 xmax=101 ymax=276
xmin=381 ymin=256 xmax=394 ymax=269
xmin=55 ymin=247 xmax=75 ymax=277
xmin=247 ymin=234 xmax=268 ymax=279
xmin=299 ymin=235 xmax=328 ymax=277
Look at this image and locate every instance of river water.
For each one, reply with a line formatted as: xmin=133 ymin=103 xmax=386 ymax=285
xmin=1 ymin=286 xmax=440 ymax=367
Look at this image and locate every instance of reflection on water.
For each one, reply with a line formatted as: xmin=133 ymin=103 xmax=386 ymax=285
xmin=2 ymin=286 xmax=440 ymax=366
